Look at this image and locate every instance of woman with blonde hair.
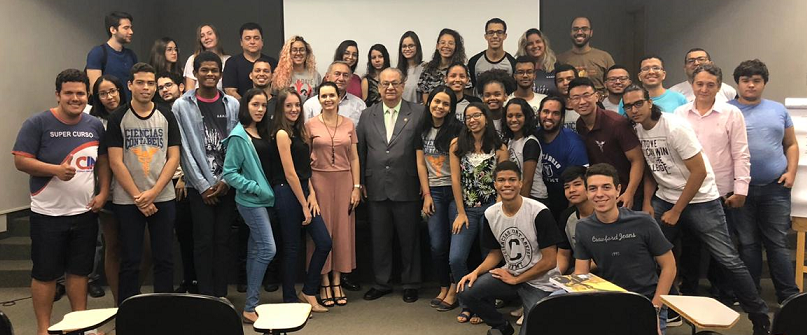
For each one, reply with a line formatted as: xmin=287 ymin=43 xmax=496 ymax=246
xmin=516 ymin=28 xmax=559 ymax=96
xmin=182 ymin=24 xmax=230 ymax=90
xmin=272 ymin=36 xmax=322 ymax=102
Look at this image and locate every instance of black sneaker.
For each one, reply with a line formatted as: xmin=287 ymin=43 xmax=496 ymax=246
xmin=53 ymin=283 xmax=65 ymax=302
xmin=666 ymin=310 xmax=683 ymax=327
xmin=236 ymin=283 xmax=247 ymax=293
xmin=487 ymin=322 xmax=515 ymax=335
xmin=750 ymin=313 xmax=771 ymax=335
xmin=263 ymin=282 xmax=279 ymax=292
xmin=88 ymin=282 xmax=105 ymax=298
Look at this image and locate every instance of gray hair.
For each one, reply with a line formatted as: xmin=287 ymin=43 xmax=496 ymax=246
xmin=327 ymin=60 xmax=353 ymax=75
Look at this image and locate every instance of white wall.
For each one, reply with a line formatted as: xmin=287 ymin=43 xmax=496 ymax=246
xmin=284 ymin=0 xmax=540 ymax=77
xmin=0 ymin=0 xmax=159 ymax=215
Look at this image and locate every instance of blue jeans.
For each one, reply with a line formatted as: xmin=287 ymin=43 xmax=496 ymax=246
xmin=652 ymin=197 xmax=769 ymax=317
xmin=449 ymin=201 xmax=493 ymax=283
xmin=273 ymin=181 xmax=332 ymax=302
xmin=458 ymin=272 xmax=551 ymax=335
xmin=733 ymin=181 xmax=800 ymax=303
xmin=236 ymin=204 xmax=277 ymax=312
xmin=427 ymin=186 xmax=453 ymax=288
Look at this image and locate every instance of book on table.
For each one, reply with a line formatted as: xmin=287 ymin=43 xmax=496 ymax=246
xmin=550 ymin=273 xmax=626 ymax=293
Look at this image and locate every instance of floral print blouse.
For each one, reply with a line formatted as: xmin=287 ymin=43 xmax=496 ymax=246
xmin=460 ymin=150 xmax=497 ymax=207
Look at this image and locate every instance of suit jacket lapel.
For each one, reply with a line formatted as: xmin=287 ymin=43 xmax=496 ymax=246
xmin=372 ymin=105 xmax=388 ymax=145
xmin=388 ymin=103 xmax=411 ymax=147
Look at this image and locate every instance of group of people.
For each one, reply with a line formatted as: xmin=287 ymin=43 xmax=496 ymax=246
xmin=13 ymin=11 xmax=797 ymax=335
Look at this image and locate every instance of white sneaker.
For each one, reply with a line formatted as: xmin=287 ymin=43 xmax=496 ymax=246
xmin=510 ymin=307 xmax=523 ymax=317
xmin=516 ymin=315 xmax=523 ymax=326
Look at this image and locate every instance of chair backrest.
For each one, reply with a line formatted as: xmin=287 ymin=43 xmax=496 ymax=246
xmin=0 ymin=310 xmax=12 ymax=335
xmin=772 ymin=292 xmax=807 ymax=335
xmin=523 ymin=291 xmax=657 ymax=335
xmin=116 ymin=293 xmax=244 ymax=335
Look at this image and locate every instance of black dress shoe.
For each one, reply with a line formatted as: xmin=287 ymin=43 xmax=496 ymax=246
xmin=88 ymin=282 xmax=105 ymax=298
xmin=237 ymin=284 xmax=247 ymax=293
xmin=263 ymin=282 xmax=279 ymax=292
xmin=54 ymin=283 xmax=65 ymax=302
xmin=341 ymin=274 xmax=361 ymax=291
xmin=402 ymin=289 xmax=418 ymax=303
xmin=363 ymin=288 xmax=392 ymax=301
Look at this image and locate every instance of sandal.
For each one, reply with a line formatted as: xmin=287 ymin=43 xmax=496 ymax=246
xmin=470 ymin=314 xmax=484 ymax=325
xmin=319 ymin=285 xmax=335 ymax=307
xmin=332 ymin=285 xmax=347 ymax=306
xmin=436 ymin=298 xmax=458 ymax=312
xmin=457 ymin=309 xmax=472 ymax=323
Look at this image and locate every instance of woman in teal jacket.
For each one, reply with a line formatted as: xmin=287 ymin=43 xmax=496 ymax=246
xmin=222 ymin=88 xmax=276 ymax=323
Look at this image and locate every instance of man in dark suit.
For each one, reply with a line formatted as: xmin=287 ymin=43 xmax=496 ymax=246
xmin=358 ymin=68 xmax=424 ymax=303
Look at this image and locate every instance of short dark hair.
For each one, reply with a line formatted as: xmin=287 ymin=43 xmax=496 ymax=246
xmin=538 ymin=95 xmax=567 ymax=126
xmin=486 ymin=18 xmax=507 ymax=33
xmin=733 ymin=59 xmax=769 ymax=84
xmin=684 ymin=48 xmax=711 ymax=64
xmin=640 ymin=55 xmax=665 ymax=68
xmin=56 ymin=69 xmax=89 ymax=93
xmin=585 ymin=163 xmax=620 ymax=188
xmin=561 ymin=165 xmax=587 ymax=184
xmin=571 ymin=16 xmax=592 ymax=28
xmin=477 ymin=69 xmax=516 ymax=95
xmin=622 ymin=84 xmax=662 ymax=121
xmin=567 ymin=77 xmax=595 ymax=93
xmin=239 ymin=22 xmax=263 ymax=39
xmin=105 ymin=11 xmax=132 ymax=37
xmin=130 ymin=62 xmax=156 ymax=77
xmin=604 ymin=65 xmax=630 ymax=83
xmin=194 ymin=51 xmax=222 ymax=73
xmin=238 ymin=88 xmax=269 ymax=126
xmin=253 ymin=57 xmax=273 ymax=72
xmin=515 ymin=55 xmax=538 ymax=68
xmin=554 ymin=64 xmax=578 ymax=77
xmin=693 ymin=63 xmax=723 ymax=84
xmin=157 ymin=71 xmax=182 ymax=86
xmin=494 ymin=160 xmax=521 ymax=179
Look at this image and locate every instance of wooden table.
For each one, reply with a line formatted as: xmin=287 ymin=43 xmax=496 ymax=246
xmin=661 ymin=295 xmax=739 ymax=335
xmin=794 ymin=217 xmax=807 ymax=291
xmin=253 ymin=303 xmax=311 ymax=335
xmin=47 ymin=308 xmax=117 ymax=334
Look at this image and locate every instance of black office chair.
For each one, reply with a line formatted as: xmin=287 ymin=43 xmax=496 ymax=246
xmin=0 ymin=310 xmax=12 ymax=335
xmin=116 ymin=293 xmax=244 ymax=335
xmin=522 ymin=291 xmax=658 ymax=335
xmin=772 ymin=292 xmax=807 ymax=335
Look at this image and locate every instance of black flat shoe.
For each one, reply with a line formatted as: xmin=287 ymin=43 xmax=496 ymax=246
xmin=263 ymin=282 xmax=279 ymax=292
xmin=88 ymin=282 xmax=105 ymax=298
xmin=341 ymin=274 xmax=361 ymax=291
xmin=237 ymin=284 xmax=247 ymax=293
xmin=429 ymin=298 xmax=443 ymax=308
xmin=402 ymin=289 xmax=418 ymax=303
xmin=363 ymin=288 xmax=392 ymax=301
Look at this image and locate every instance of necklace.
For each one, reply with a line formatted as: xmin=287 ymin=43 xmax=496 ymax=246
xmin=319 ymin=113 xmax=339 ymax=165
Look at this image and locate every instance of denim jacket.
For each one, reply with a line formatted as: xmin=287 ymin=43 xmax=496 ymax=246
xmin=172 ymin=89 xmax=239 ymax=192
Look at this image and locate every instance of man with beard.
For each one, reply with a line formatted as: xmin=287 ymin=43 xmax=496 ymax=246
xmin=670 ymin=48 xmax=737 ymax=103
xmin=156 ymin=72 xmax=185 ymax=106
xmin=86 ymin=11 xmax=137 ymax=99
xmin=304 ymin=61 xmax=367 ymax=127
xmin=509 ymin=56 xmax=547 ymax=114
xmin=637 ymin=56 xmax=686 ymax=113
xmin=250 ymin=58 xmax=273 ymax=98
xmin=601 ymin=65 xmax=631 ymax=113
xmin=468 ymin=18 xmax=517 ymax=88
xmin=537 ymin=96 xmax=588 ymax=219
xmin=223 ymin=22 xmax=278 ymax=100
xmin=557 ymin=17 xmax=615 ymax=97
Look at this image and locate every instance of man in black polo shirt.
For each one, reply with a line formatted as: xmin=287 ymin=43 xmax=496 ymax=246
xmin=570 ymin=77 xmax=646 ymax=210
xmin=223 ymin=22 xmax=278 ymax=100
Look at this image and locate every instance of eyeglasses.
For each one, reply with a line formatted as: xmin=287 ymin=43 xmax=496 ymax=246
xmin=291 ymin=48 xmax=306 ymax=54
xmin=685 ymin=57 xmax=709 ymax=65
xmin=569 ymin=92 xmax=596 ymax=102
xmin=158 ymin=82 xmax=175 ymax=91
xmin=572 ymin=27 xmax=591 ymax=33
xmin=380 ymin=81 xmax=403 ymax=88
xmin=97 ymin=88 xmax=119 ymax=99
xmin=623 ymin=100 xmax=647 ymax=111
xmin=401 ymin=44 xmax=417 ymax=50
xmin=605 ymin=76 xmax=630 ymax=83
xmin=515 ymin=70 xmax=535 ymax=77
xmin=486 ymin=30 xmax=505 ymax=36
xmin=465 ymin=113 xmax=483 ymax=121
xmin=640 ymin=66 xmax=664 ymax=73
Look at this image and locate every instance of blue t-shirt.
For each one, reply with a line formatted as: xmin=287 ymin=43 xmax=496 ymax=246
xmin=86 ymin=43 xmax=138 ymax=100
xmin=616 ymin=89 xmax=687 ymax=115
xmin=540 ymin=127 xmax=589 ymax=191
xmin=12 ymin=110 xmax=106 ymax=216
xmin=729 ymin=99 xmax=793 ymax=185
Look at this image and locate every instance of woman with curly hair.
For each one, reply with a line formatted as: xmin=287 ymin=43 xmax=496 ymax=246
xmin=272 ymin=36 xmax=322 ymax=103
xmin=515 ymin=28 xmax=559 ymax=96
xmin=417 ymin=29 xmax=470 ymax=104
